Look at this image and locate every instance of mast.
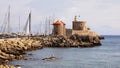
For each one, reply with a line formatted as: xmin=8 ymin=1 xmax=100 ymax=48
xmin=1 ymin=6 xmax=12 ymax=33
xmin=45 ymin=18 xmax=47 ymax=35
xmin=19 ymin=16 xmax=20 ymax=33
xmin=39 ymin=22 xmax=41 ymax=35
xmin=29 ymin=12 xmax=31 ymax=34
xmin=48 ymin=17 xmax=50 ymax=35
xmin=0 ymin=13 xmax=7 ymax=33
xmin=8 ymin=5 xmax=10 ymax=33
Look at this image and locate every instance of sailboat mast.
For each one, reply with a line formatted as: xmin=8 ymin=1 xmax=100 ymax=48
xmin=19 ymin=16 xmax=20 ymax=33
xmin=48 ymin=17 xmax=50 ymax=35
xmin=29 ymin=12 xmax=31 ymax=34
xmin=8 ymin=5 xmax=10 ymax=33
xmin=45 ymin=18 xmax=48 ymax=35
xmin=39 ymin=22 xmax=41 ymax=35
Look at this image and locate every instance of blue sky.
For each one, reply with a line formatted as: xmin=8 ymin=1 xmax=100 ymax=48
xmin=0 ymin=0 xmax=120 ymax=35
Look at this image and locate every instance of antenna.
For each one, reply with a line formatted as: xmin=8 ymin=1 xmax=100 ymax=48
xmin=78 ymin=15 xmax=80 ymax=21
xmin=74 ymin=16 xmax=77 ymax=21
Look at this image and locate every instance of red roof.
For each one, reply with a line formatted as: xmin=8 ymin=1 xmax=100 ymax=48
xmin=53 ymin=20 xmax=66 ymax=25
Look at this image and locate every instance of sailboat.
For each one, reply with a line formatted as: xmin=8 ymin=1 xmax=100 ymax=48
xmin=0 ymin=6 xmax=11 ymax=34
xmin=23 ymin=12 xmax=31 ymax=36
xmin=0 ymin=6 xmax=15 ymax=38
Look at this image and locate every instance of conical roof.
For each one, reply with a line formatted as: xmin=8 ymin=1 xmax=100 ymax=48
xmin=53 ymin=20 xmax=66 ymax=25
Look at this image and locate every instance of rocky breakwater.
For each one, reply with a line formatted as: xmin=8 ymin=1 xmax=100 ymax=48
xmin=0 ymin=38 xmax=42 ymax=67
xmin=41 ymin=34 xmax=102 ymax=47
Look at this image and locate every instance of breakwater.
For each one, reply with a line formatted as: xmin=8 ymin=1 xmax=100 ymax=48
xmin=36 ymin=34 xmax=101 ymax=47
xmin=0 ymin=38 xmax=42 ymax=68
xmin=0 ymin=34 xmax=103 ymax=67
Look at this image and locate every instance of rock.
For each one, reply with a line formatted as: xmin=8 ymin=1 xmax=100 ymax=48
xmin=98 ymin=35 xmax=104 ymax=40
xmin=0 ymin=38 xmax=43 ymax=64
xmin=0 ymin=64 xmax=16 ymax=68
xmin=40 ymin=34 xmax=102 ymax=47
xmin=93 ymin=36 xmax=101 ymax=45
xmin=42 ymin=56 xmax=57 ymax=61
xmin=28 ymin=53 xmax=33 ymax=56
xmin=15 ymin=65 xmax=21 ymax=68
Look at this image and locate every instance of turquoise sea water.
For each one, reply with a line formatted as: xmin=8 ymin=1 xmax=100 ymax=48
xmin=9 ymin=36 xmax=120 ymax=68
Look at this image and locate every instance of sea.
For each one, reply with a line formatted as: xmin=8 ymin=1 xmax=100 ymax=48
xmin=9 ymin=35 xmax=120 ymax=68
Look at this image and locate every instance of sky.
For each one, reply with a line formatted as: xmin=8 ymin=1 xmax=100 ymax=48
xmin=0 ymin=0 xmax=120 ymax=35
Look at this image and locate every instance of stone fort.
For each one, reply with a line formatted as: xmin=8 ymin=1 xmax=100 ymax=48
xmin=52 ymin=16 xmax=98 ymax=36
